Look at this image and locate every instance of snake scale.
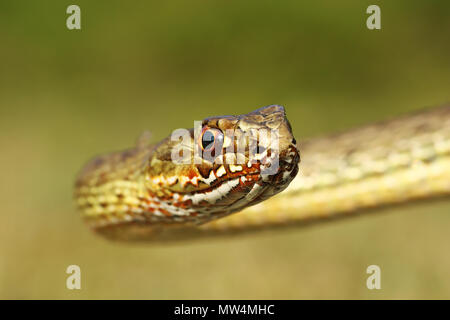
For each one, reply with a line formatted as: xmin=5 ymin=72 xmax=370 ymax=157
xmin=75 ymin=105 xmax=450 ymax=242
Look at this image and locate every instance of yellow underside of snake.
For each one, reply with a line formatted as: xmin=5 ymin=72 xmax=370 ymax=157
xmin=75 ymin=105 xmax=450 ymax=242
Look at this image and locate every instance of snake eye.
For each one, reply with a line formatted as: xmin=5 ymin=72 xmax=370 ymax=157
xmin=200 ymin=127 xmax=223 ymax=151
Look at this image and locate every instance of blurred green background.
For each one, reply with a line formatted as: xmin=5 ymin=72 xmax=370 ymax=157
xmin=1 ymin=0 xmax=450 ymax=299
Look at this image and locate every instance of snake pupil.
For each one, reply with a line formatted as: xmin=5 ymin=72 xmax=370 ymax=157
xmin=202 ymin=130 xmax=215 ymax=150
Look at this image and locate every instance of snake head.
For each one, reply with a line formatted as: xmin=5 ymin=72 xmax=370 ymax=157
xmin=147 ymin=105 xmax=300 ymax=222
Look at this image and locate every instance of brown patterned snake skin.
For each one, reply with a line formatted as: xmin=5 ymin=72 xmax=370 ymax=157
xmin=75 ymin=105 xmax=450 ymax=242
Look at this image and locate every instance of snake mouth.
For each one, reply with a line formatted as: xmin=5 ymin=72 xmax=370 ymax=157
xmin=176 ymin=170 xmax=264 ymax=211
xmin=186 ymin=170 xmax=261 ymax=198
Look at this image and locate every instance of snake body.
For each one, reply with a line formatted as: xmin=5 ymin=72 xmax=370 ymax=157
xmin=75 ymin=105 xmax=450 ymax=241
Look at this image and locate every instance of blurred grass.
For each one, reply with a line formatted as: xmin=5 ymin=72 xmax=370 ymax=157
xmin=0 ymin=0 xmax=449 ymax=299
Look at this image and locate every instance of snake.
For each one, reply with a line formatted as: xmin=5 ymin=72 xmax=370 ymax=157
xmin=74 ymin=105 xmax=450 ymax=242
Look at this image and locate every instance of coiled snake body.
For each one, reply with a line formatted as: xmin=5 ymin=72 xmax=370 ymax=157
xmin=75 ymin=105 xmax=450 ymax=242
